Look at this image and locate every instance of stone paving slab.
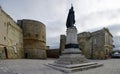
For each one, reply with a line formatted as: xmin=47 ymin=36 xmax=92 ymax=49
xmin=0 ymin=59 xmax=120 ymax=74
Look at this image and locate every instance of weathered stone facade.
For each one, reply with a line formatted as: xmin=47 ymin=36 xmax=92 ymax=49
xmin=77 ymin=32 xmax=92 ymax=58
xmin=59 ymin=35 xmax=66 ymax=55
xmin=0 ymin=7 xmax=24 ymax=59
xmin=78 ymin=28 xmax=113 ymax=59
xmin=0 ymin=8 xmax=47 ymax=59
xmin=46 ymin=49 xmax=60 ymax=58
xmin=17 ymin=19 xmax=47 ymax=59
xmin=60 ymin=28 xmax=113 ymax=59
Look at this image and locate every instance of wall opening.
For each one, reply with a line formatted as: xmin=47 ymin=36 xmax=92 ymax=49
xmin=4 ymin=47 xmax=8 ymax=59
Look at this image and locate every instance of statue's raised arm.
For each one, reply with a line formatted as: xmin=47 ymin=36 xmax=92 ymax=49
xmin=66 ymin=5 xmax=75 ymax=28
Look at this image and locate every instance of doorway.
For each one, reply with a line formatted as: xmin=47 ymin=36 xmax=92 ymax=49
xmin=25 ymin=53 xmax=28 ymax=58
xmin=4 ymin=47 xmax=8 ymax=59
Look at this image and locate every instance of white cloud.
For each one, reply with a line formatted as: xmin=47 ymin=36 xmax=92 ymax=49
xmin=76 ymin=9 xmax=120 ymax=32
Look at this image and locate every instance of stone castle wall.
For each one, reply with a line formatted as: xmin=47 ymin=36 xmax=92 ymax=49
xmin=0 ymin=8 xmax=24 ymax=59
xmin=91 ymin=30 xmax=105 ymax=59
xmin=77 ymin=32 xmax=92 ymax=58
xmin=17 ymin=19 xmax=47 ymax=59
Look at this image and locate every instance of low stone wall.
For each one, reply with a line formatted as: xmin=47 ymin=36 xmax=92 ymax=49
xmin=24 ymin=49 xmax=47 ymax=59
xmin=46 ymin=49 xmax=60 ymax=58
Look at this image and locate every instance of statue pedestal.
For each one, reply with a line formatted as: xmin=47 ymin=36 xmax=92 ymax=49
xmin=63 ymin=27 xmax=81 ymax=54
xmin=55 ymin=27 xmax=89 ymax=65
xmin=47 ymin=26 xmax=103 ymax=73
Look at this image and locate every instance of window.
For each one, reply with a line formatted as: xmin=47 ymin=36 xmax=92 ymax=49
xmin=105 ymin=34 xmax=107 ymax=44
xmin=4 ymin=37 xmax=6 ymax=40
xmin=94 ymin=38 xmax=96 ymax=44
xmin=42 ymin=35 xmax=44 ymax=39
xmin=28 ymin=33 xmax=30 ymax=37
xmin=35 ymin=34 xmax=39 ymax=38
xmin=4 ymin=22 xmax=6 ymax=26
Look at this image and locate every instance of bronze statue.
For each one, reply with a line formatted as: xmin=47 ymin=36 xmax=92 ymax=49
xmin=66 ymin=5 xmax=75 ymax=28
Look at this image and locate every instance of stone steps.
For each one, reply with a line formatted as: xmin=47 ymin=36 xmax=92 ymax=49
xmin=47 ymin=62 xmax=103 ymax=73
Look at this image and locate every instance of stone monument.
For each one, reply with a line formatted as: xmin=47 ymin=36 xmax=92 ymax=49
xmin=48 ymin=5 xmax=103 ymax=73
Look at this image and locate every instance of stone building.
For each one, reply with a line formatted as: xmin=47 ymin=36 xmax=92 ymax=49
xmin=17 ymin=19 xmax=47 ymax=59
xmin=60 ymin=28 xmax=114 ymax=59
xmin=0 ymin=7 xmax=24 ymax=59
xmin=78 ymin=28 xmax=113 ymax=59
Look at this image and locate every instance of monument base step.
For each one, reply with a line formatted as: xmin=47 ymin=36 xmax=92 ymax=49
xmin=47 ymin=62 xmax=103 ymax=73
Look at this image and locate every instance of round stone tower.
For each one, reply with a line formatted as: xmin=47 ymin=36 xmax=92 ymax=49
xmin=17 ymin=19 xmax=46 ymax=59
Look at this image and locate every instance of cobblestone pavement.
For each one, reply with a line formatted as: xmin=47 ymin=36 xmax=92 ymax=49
xmin=0 ymin=59 xmax=120 ymax=74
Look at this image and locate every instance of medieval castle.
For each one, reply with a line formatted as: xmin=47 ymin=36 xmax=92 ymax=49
xmin=0 ymin=7 xmax=114 ymax=59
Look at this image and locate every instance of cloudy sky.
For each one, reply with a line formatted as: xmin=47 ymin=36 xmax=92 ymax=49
xmin=0 ymin=0 xmax=120 ymax=49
